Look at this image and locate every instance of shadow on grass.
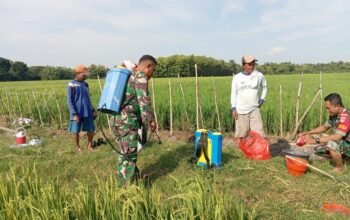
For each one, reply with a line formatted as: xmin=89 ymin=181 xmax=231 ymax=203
xmin=269 ymin=138 xmax=291 ymax=157
xmin=141 ymin=141 xmax=240 ymax=187
xmin=142 ymin=143 xmax=192 ymax=184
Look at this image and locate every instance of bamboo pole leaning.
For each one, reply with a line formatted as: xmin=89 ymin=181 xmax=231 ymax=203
xmin=168 ymin=79 xmax=173 ymax=136
xmin=41 ymin=93 xmax=54 ymax=124
xmin=295 ymin=72 xmax=304 ymax=133
xmin=97 ymin=73 xmax=112 ymax=135
xmin=319 ymin=71 xmax=323 ymax=126
xmin=32 ymin=89 xmax=43 ymax=126
xmin=0 ymin=91 xmax=8 ymax=116
xmin=291 ymin=89 xmax=322 ymax=139
xmin=212 ymin=76 xmax=222 ymax=132
xmin=5 ymin=88 xmax=13 ymax=120
xmin=279 ymin=84 xmax=283 ymax=137
xmin=15 ymin=92 xmax=23 ymax=118
xmin=26 ymin=92 xmax=34 ymax=122
xmin=177 ymin=73 xmax=190 ymax=130
xmin=195 ymin=64 xmax=199 ymax=130
xmin=53 ymin=89 xmax=64 ymax=130
xmin=151 ymin=78 xmax=159 ymax=133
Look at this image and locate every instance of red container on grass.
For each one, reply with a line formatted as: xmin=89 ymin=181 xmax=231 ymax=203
xmin=296 ymin=134 xmax=306 ymax=147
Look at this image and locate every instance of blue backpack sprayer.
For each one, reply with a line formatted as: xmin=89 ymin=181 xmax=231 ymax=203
xmin=97 ymin=65 xmax=160 ymax=155
xmin=192 ymin=129 xmax=223 ymax=168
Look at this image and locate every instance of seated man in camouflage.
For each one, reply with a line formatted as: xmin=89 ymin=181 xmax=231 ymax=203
xmin=301 ymin=93 xmax=350 ymax=173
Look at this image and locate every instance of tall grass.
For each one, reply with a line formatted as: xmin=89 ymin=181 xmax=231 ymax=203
xmin=0 ymin=166 xmax=261 ymax=219
xmin=1 ymin=73 xmax=350 ymax=135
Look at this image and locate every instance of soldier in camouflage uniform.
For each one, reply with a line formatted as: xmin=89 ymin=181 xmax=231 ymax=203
xmin=301 ymin=93 xmax=350 ymax=173
xmin=113 ymin=55 xmax=157 ymax=187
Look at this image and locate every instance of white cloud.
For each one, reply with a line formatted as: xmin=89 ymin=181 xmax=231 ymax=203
xmin=259 ymin=0 xmax=280 ymax=5
xmin=220 ymin=0 xmax=244 ymax=17
xmin=262 ymin=47 xmax=286 ymax=56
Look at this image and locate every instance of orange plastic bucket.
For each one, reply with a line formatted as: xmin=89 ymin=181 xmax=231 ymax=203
xmin=285 ymin=156 xmax=308 ymax=176
xmin=322 ymin=203 xmax=350 ymax=216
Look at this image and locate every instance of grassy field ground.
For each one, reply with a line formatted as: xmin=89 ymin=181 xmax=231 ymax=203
xmin=1 ymin=73 xmax=350 ymax=219
xmin=1 ymin=127 xmax=350 ymax=219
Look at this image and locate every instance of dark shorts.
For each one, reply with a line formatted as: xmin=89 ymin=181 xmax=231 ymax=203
xmin=68 ymin=117 xmax=95 ymax=133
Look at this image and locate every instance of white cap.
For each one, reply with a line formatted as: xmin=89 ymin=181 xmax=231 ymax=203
xmin=123 ymin=60 xmax=136 ymax=71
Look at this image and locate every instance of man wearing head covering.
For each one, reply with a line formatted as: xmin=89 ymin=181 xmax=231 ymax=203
xmin=112 ymin=55 xmax=157 ymax=187
xmin=67 ymin=64 xmax=96 ymax=152
xmin=231 ymin=55 xmax=267 ymax=141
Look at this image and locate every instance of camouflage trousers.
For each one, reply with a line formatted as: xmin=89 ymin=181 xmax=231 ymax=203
xmin=112 ymin=114 xmax=140 ymax=187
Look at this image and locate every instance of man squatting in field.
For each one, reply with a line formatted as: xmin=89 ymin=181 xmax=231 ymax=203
xmin=67 ymin=65 xmax=97 ymax=152
xmin=112 ymin=55 xmax=157 ymax=187
xmin=301 ymin=93 xmax=350 ymax=173
xmin=231 ymin=55 xmax=267 ymax=141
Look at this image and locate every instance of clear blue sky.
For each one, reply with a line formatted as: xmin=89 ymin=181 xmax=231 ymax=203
xmin=1 ymin=0 xmax=349 ymax=68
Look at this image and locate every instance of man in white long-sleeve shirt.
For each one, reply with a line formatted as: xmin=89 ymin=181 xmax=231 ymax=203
xmin=231 ymin=55 xmax=267 ymax=140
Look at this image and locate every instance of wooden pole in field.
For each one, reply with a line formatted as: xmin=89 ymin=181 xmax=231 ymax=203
xmin=41 ymin=92 xmax=54 ymax=124
xmin=195 ymin=64 xmax=199 ymax=130
xmin=26 ymin=92 xmax=34 ymax=122
xmin=280 ymin=84 xmax=283 ymax=137
xmin=11 ymin=92 xmax=19 ymax=119
xmin=295 ymin=72 xmax=303 ymax=133
xmin=15 ymin=92 xmax=23 ymax=118
xmin=178 ymin=73 xmax=190 ymax=130
xmin=319 ymin=71 xmax=323 ymax=126
xmin=151 ymin=78 xmax=159 ymax=132
xmin=1 ymin=90 xmax=11 ymax=119
xmin=292 ymin=89 xmax=321 ymax=139
xmin=32 ymin=89 xmax=43 ymax=126
xmin=97 ymin=73 xmax=112 ymax=135
xmin=212 ymin=76 xmax=222 ymax=132
xmin=53 ymin=89 xmax=64 ymax=130
xmin=168 ymin=79 xmax=173 ymax=136
xmin=199 ymin=103 xmax=204 ymax=129
xmin=5 ymin=89 xmax=13 ymax=119
xmin=0 ymin=91 xmax=7 ymax=115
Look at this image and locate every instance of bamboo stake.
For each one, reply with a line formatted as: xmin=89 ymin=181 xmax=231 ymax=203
xmin=195 ymin=64 xmax=199 ymax=130
xmin=292 ymin=89 xmax=322 ymax=139
xmin=97 ymin=73 xmax=112 ymax=135
xmin=5 ymin=88 xmax=13 ymax=120
xmin=53 ymin=89 xmax=64 ymax=130
xmin=0 ymin=91 xmax=7 ymax=115
xmin=41 ymin=93 xmax=54 ymax=124
xmin=10 ymin=92 xmax=19 ymax=120
xmin=1 ymin=90 xmax=10 ymax=120
xmin=199 ymin=103 xmax=204 ymax=129
xmin=168 ymin=79 xmax=173 ymax=136
xmin=32 ymin=89 xmax=43 ymax=126
xmin=295 ymin=72 xmax=304 ymax=133
xmin=280 ymin=84 xmax=283 ymax=137
xmin=319 ymin=71 xmax=323 ymax=126
xmin=26 ymin=92 xmax=34 ymax=121
xmin=212 ymin=76 xmax=222 ymax=132
xmin=15 ymin=92 xmax=23 ymax=118
xmin=151 ymin=78 xmax=159 ymax=133
xmin=178 ymin=73 xmax=190 ymax=130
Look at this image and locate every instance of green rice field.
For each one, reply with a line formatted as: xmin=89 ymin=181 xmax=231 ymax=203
xmin=1 ymin=73 xmax=350 ymax=135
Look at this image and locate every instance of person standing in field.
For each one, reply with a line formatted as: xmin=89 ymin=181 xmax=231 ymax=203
xmin=231 ymin=55 xmax=267 ymax=141
xmin=67 ymin=64 xmax=96 ymax=152
xmin=301 ymin=93 xmax=350 ymax=173
xmin=113 ymin=55 xmax=157 ymax=187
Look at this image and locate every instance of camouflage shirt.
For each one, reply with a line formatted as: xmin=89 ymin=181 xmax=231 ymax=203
xmin=117 ymin=70 xmax=155 ymax=127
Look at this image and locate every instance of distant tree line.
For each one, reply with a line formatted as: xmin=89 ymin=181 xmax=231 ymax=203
xmin=1 ymin=56 xmax=350 ymax=81
xmin=0 ymin=57 xmax=109 ymax=81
